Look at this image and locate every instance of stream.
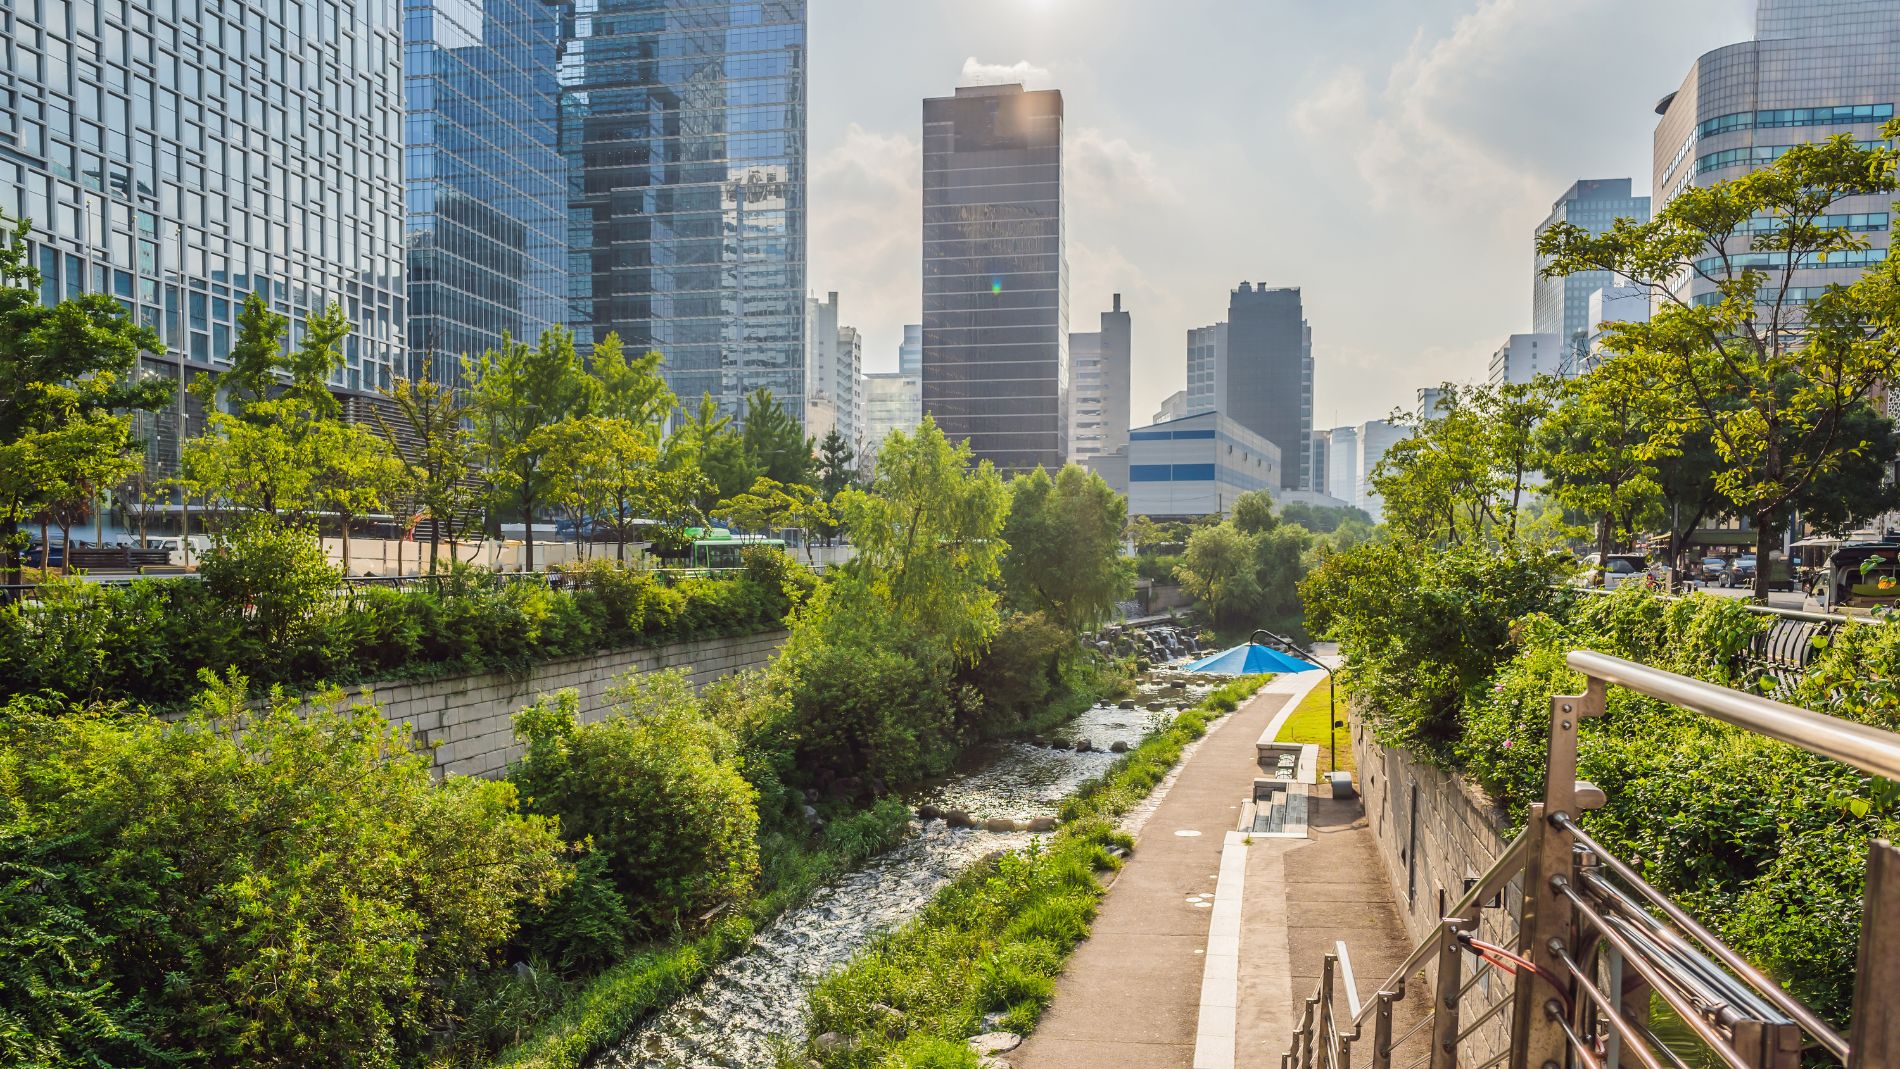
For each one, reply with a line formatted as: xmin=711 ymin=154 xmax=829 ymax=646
xmin=600 ymin=668 xmax=1217 ymax=1069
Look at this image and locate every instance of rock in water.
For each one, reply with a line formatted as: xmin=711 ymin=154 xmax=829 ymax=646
xmin=916 ymin=803 xmax=944 ymax=822
xmin=984 ymin=817 xmax=1021 ymax=833
xmin=1110 ymin=740 xmax=1130 ymax=753
xmin=945 ymin=810 xmax=976 ymax=829
xmin=814 ymin=1031 xmax=853 ymax=1055
xmin=1073 ymin=738 xmax=1094 ymax=753
xmin=1025 ymin=816 xmax=1058 ymax=833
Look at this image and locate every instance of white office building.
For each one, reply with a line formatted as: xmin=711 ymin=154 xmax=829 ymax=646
xmin=1489 ymin=333 xmax=1562 ymax=387
xmin=806 ymin=292 xmax=864 ymax=452
xmin=1125 ymin=411 xmax=1281 ymax=520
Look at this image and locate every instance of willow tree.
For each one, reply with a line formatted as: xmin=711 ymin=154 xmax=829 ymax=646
xmin=1538 ymin=127 xmax=1900 ymax=600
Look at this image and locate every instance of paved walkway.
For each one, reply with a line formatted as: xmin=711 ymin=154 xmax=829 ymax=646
xmin=1011 ymin=674 xmax=1421 ymax=1069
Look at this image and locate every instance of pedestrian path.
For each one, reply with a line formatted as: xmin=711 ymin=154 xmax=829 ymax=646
xmin=1009 ymin=671 xmax=1421 ymax=1069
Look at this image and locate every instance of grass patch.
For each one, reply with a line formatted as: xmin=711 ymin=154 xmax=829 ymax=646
xmin=473 ymin=801 xmax=913 ymax=1069
xmin=1274 ymin=675 xmax=1354 ymax=777
xmin=801 ymin=674 xmax=1273 ymax=1067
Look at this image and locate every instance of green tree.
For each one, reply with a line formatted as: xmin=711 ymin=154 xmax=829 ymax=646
xmin=33 ymin=411 xmax=144 ymax=574
xmin=713 ymin=475 xmax=834 ymax=561
xmin=1536 ymin=358 xmax=1668 ymax=563
xmin=464 ymin=327 xmax=590 ymax=571
xmin=589 ymin=332 xmax=675 ymax=430
xmin=1538 ymin=126 xmax=1900 ymax=599
xmin=534 ymin=415 xmax=662 ymax=562
xmin=0 ymin=214 xmax=173 ymax=578
xmin=1278 ymin=501 xmax=1375 ymax=533
xmin=668 ymin=393 xmax=758 ymax=516
xmin=1175 ymin=522 xmax=1260 ymax=627
xmin=833 ymin=417 xmax=1009 ymax=662
xmin=1000 ymin=465 xmax=1132 ymax=632
xmin=212 ymin=292 xmax=292 ymax=418
xmin=1230 ymin=489 xmax=1278 ymax=534
xmin=816 ymin=428 xmax=857 ymax=499
xmin=311 ymin=421 xmax=405 ymax=573
xmin=375 ymin=357 xmax=475 ymax=573
xmin=740 ymin=387 xmax=813 ymax=486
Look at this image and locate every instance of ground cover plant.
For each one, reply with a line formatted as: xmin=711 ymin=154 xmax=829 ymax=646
xmin=801 ymin=675 xmax=1270 ymax=1068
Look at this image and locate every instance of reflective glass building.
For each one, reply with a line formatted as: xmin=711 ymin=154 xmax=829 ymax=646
xmin=1 ymin=0 xmax=406 ymax=481
xmin=559 ymin=0 xmax=807 ymax=421
xmin=1225 ymin=283 xmax=1310 ymax=492
xmin=921 ymin=83 xmax=1067 ymax=474
xmin=404 ymin=0 xmax=567 ymax=374
xmin=1530 ymin=179 xmax=1649 ymax=366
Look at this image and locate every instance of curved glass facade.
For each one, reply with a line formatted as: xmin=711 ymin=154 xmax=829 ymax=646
xmin=559 ymin=0 xmax=807 ymax=420
xmin=404 ymin=0 xmax=568 ymax=374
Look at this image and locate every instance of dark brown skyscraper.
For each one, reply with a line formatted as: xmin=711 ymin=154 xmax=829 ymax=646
xmin=920 ymin=83 xmax=1066 ymax=473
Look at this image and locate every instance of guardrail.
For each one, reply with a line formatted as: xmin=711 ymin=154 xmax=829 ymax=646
xmin=1565 ymin=586 xmax=1858 ymax=697
xmin=1282 ymin=649 xmax=1900 ymax=1069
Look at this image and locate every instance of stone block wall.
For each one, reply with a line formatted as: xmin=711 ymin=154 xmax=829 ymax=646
xmin=279 ymin=630 xmax=787 ymax=780
xmin=1351 ymin=715 xmax=1520 ymax=1065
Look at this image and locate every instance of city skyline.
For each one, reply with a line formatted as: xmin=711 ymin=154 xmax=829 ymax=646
xmin=809 ymin=0 xmax=1754 ymax=432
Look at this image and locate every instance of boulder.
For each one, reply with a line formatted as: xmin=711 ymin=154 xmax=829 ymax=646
xmin=945 ymin=810 xmax=976 ymax=829
xmin=1118 ymin=699 xmax=1137 ymax=709
xmin=969 ymin=1032 xmax=1024 ymax=1056
xmin=1109 ymin=740 xmax=1130 ymax=754
xmin=917 ymin=803 xmax=944 ymax=822
xmin=814 ymin=1031 xmax=854 ymax=1055
xmin=984 ymin=817 xmax=1021 ymax=833
xmin=1025 ymin=816 xmax=1058 ymax=833
xmin=1073 ymin=738 xmax=1094 ymax=753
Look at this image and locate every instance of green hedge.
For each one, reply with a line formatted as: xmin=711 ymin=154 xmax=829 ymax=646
xmin=0 ymin=543 xmax=805 ymax=709
xmin=803 ymin=674 xmax=1271 ymax=1067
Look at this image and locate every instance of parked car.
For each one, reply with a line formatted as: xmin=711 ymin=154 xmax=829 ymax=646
xmin=1721 ymin=554 xmax=1795 ymax=591
xmin=1803 ymin=540 xmax=1900 ymax=615
xmin=1582 ymin=552 xmax=1651 ymax=590
xmin=1697 ymin=556 xmax=1728 ymax=583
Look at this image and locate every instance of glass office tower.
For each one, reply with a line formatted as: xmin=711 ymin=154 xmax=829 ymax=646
xmin=559 ymin=0 xmax=807 ymax=421
xmin=1225 ymin=283 xmax=1310 ymax=492
xmin=1 ymin=0 xmax=407 ymax=481
xmin=921 ymin=83 xmax=1067 ymax=474
xmin=404 ymin=0 xmax=568 ymax=375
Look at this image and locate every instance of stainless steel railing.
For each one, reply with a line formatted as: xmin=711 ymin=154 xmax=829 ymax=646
xmin=1281 ymin=647 xmax=1900 ymax=1069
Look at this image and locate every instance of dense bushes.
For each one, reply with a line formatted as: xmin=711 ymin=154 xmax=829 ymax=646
xmin=510 ymin=676 xmax=761 ymax=943
xmin=1305 ymin=539 xmax=1900 ymax=1026
xmin=0 ymin=676 xmax=569 ymax=1068
xmin=804 ymin=675 xmax=1269 ymax=1067
xmin=0 ymin=525 xmax=804 ymax=709
xmin=1300 ymin=538 xmax=1575 ymax=759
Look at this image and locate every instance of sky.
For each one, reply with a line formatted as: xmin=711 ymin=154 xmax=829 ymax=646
xmin=807 ymin=0 xmax=1756 ymax=433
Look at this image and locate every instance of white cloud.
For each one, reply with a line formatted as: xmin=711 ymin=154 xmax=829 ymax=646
xmin=808 ymin=124 xmax=922 ymax=373
xmin=1067 ymin=126 xmax=1180 ymax=215
xmin=959 ymin=57 xmax=1056 ymax=89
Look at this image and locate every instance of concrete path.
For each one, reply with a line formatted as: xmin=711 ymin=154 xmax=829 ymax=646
xmin=1011 ymin=673 xmax=1421 ymax=1069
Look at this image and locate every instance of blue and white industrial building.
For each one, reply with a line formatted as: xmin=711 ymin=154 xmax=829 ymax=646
xmin=1123 ymin=411 xmax=1281 ymax=520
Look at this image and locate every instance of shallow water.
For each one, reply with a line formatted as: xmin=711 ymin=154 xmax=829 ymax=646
xmin=600 ymin=676 xmax=1217 ymax=1069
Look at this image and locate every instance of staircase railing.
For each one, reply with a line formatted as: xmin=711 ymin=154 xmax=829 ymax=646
xmin=1283 ymin=649 xmax=1900 ymax=1069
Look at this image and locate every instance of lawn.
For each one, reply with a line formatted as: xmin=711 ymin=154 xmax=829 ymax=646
xmin=1274 ymin=675 xmax=1355 ymax=777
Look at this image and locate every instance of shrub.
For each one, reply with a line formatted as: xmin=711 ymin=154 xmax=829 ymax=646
xmin=510 ymin=678 xmax=761 ymax=940
xmin=0 ymin=675 xmax=569 ymax=1068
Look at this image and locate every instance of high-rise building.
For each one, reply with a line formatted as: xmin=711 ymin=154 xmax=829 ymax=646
xmin=1653 ymin=1 xmax=1899 ymax=306
xmin=805 ymin=292 xmax=862 ymax=451
xmin=2 ymin=0 xmax=407 ymax=490
xmin=403 ymin=0 xmax=567 ymax=376
xmin=1309 ymin=431 xmax=1330 ymax=497
xmin=1356 ymin=419 xmax=1410 ymax=524
xmin=1326 ymin=426 xmax=1360 ymax=513
xmin=899 ymin=323 xmax=922 ymax=376
xmin=1489 ymin=333 xmax=1562 ymax=386
xmin=921 ymin=83 xmax=1066 ymax=473
xmin=862 ymin=371 xmax=921 ymax=463
xmin=1573 ymin=285 xmax=1652 ymax=376
xmin=1225 ymin=283 xmax=1311 ymax=491
xmin=1418 ymin=387 xmax=1450 ymax=419
xmin=1067 ymin=293 xmax=1132 ymax=463
xmin=1154 ymin=390 xmax=1190 ymax=424
xmin=1186 ymin=322 xmax=1226 ymax=416
xmin=1531 ymin=180 xmax=1650 ymax=350
xmin=561 ymin=0 xmax=807 ymax=421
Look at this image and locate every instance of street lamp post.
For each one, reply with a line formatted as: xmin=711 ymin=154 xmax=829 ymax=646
xmin=1251 ymin=628 xmax=1340 ymax=772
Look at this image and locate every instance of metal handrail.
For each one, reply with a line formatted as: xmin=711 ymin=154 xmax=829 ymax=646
xmin=1567 ymin=650 xmax=1900 ymax=780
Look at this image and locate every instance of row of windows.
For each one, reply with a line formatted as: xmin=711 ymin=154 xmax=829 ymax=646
xmin=1693 ymin=140 xmax=1886 ymax=178
xmin=1692 ymin=286 xmax=1833 ymax=307
xmin=1698 ymin=103 xmax=1893 ymax=138
xmin=1130 ymin=464 xmax=1217 ymax=483
xmin=1130 ymin=428 xmax=1217 ymax=441
xmin=1694 ymin=247 xmax=1888 ymax=274
xmin=1739 ymin=212 xmax=1889 ymax=233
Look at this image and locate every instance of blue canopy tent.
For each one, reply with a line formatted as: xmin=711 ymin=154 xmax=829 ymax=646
xmin=1184 ymin=642 xmax=1320 ymax=675
xmin=1183 ymin=630 xmax=1342 ymax=775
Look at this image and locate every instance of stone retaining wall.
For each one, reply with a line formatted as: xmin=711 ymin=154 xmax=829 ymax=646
xmin=1351 ymin=713 xmax=1520 ymax=1065
xmin=293 ymin=630 xmax=787 ymax=779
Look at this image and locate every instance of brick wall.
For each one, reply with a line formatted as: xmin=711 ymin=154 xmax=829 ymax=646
xmin=254 ymin=630 xmax=788 ymax=780
xmin=1351 ymin=715 xmax=1520 ymax=1065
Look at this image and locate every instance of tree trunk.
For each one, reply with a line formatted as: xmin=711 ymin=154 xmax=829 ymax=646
xmin=1754 ymin=512 xmax=1776 ymax=604
xmin=521 ymin=485 xmax=535 ymax=573
xmin=1596 ymin=513 xmax=1613 ymax=583
xmin=430 ymin=512 xmax=441 ymax=576
xmin=342 ymin=516 xmax=353 ymax=574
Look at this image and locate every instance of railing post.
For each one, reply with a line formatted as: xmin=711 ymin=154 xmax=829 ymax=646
xmin=1850 ymin=840 xmax=1900 ymax=1069
xmin=1321 ymin=954 xmax=1337 ymax=1069
xmin=1301 ymin=996 xmax=1319 ymax=1069
xmin=1511 ymin=679 xmax=1603 ymax=1069
xmin=1430 ymin=923 xmax=1467 ymax=1069
xmin=1371 ymin=991 xmax=1397 ymax=1069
